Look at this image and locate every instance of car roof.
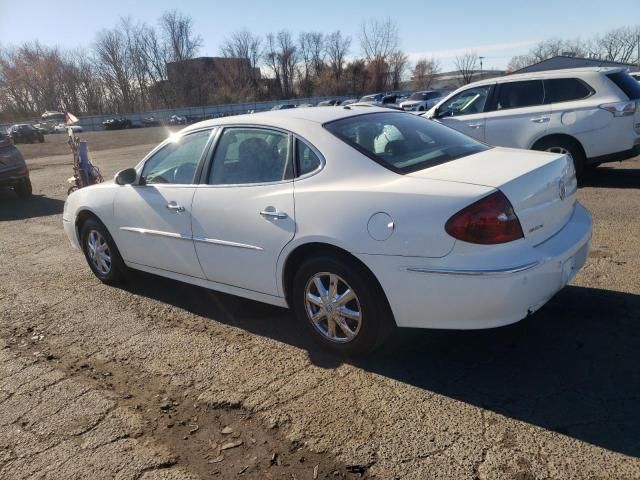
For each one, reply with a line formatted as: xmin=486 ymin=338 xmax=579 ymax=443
xmin=182 ymin=105 xmax=397 ymax=132
xmin=465 ymin=66 xmax=627 ymax=88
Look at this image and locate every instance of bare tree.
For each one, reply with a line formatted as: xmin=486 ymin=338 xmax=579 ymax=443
xmin=454 ymin=51 xmax=478 ymax=85
xmin=359 ymin=18 xmax=399 ymax=91
xmin=264 ymin=30 xmax=298 ymax=98
xmin=94 ymin=27 xmax=136 ymax=111
xmin=220 ymin=29 xmax=262 ymax=99
xmin=159 ymin=10 xmax=202 ymax=62
xmin=412 ymin=57 xmax=440 ymax=90
xmin=325 ymin=30 xmax=351 ymax=83
xmin=388 ymin=50 xmax=408 ymax=90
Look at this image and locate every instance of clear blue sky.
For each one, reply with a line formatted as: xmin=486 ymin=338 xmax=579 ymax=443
xmin=1 ymin=0 xmax=638 ymax=70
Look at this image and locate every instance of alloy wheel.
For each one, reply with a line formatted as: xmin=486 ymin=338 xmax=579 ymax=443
xmin=304 ymin=272 xmax=362 ymax=343
xmin=87 ymin=230 xmax=111 ymax=275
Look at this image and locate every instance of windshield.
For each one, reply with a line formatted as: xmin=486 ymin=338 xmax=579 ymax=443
xmin=409 ymin=92 xmax=429 ymax=100
xmin=324 ymin=112 xmax=489 ymax=174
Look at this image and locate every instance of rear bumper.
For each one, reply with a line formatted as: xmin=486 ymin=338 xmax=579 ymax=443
xmin=358 ymin=202 xmax=592 ymax=329
xmin=587 ymin=142 xmax=640 ymax=165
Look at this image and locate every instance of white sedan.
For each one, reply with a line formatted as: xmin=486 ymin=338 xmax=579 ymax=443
xmin=63 ymin=107 xmax=592 ymax=356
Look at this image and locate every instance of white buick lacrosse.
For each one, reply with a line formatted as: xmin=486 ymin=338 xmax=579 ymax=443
xmin=63 ymin=107 xmax=591 ymax=356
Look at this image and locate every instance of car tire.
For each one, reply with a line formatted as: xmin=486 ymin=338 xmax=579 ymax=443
xmin=80 ymin=218 xmax=127 ymax=285
xmin=14 ymin=178 xmax=32 ymax=199
xmin=533 ymin=137 xmax=585 ymax=180
xmin=292 ymin=255 xmax=395 ymax=358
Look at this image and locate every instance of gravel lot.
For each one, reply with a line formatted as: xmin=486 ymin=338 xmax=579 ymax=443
xmin=1 ymin=130 xmax=639 ymax=479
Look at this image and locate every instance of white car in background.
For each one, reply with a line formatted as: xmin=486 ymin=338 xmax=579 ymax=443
xmin=53 ymin=124 xmax=83 ymax=133
xmin=399 ymin=90 xmax=443 ymax=111
xmin=63 ymin=108 xmax=591 ymax=357
xmin=425 ymin=67 xmax=640 ymax=177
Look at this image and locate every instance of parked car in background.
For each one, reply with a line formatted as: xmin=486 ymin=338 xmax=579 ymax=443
xmin=297 ymin=103 xmax=315 ymax=108
xmin=630 ymin=72 xmax=640 ymax=82
xmin=341 ymin=98 xmax=358 ymax=106
xmin=103 ymin=118 xmax=133 ymax=130
xmin=63 ymin=107 xmax=591 ymax=356
xmin=317 ymin=99 xmax=341 ymax=106
xmin=271 ymin=104 xmax=297 ymax=110
xmin=359 ymin=93 xmax=385 ymax=105
xmin=143 ymin=117 xmax=161 ymax=127
xmin=0 ymin=132 xmax=31 ymax=198
xmin=53 ymin=124 xmax=83 ymax=134
xmin=168 ymin=115 xmax=187 ymax=125
xmin=8 ymin=124 xmax=45 ymax=144
xmin=400 ymin=91 xmax=444 ymax=111
xmin=425 ymin=67 xmax=640 ymax=178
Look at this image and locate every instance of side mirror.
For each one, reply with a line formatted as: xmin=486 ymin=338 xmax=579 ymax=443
xmin=115 ymin=167 xmax=137 ymax=185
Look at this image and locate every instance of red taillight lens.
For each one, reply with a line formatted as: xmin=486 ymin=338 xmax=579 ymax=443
xmin=445 ymin=191 xmax=523 ymax=244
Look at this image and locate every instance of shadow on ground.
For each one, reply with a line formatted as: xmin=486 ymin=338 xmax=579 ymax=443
xmin=582 ymin=166 xmax=640 ymax=189
xmin=0 ymin=191 xmax=64 ymax=221
xmin=120 ymin=271 xmax=640 ymax=458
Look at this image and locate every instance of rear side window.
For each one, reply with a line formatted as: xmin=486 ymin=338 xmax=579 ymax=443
xmin=295 ymin=139 xmax=321 ymax=176
xmin=606 ymin=71 xmax=640 ymax=100
xmin=544 ymin=78 xmax=593 ymax=103
xmin=496 ymin=80 xmax=544 ymax=109
xmin=324 ymin=112 xmax=489 ymax=174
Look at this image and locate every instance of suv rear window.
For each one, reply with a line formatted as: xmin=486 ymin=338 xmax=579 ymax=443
xmin=324 ymin=112 xmax=489 ymax=174
xmin=606 ymin=71 xmax=640 ymax=100
xmin=544 ymin=78 xmax=593 ymax=103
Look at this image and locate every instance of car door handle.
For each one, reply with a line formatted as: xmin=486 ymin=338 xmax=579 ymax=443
xmin=530 ymin=117 xmax=550 ymax=123
xmin=467 ymin=123 xmax=484 ymax=129
xmin=260 ymin=209 xmax=288 ymax=220
xmin=166 ymin=202 xmax=185 ymax=213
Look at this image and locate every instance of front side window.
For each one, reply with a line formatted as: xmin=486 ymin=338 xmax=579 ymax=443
xmin=496 ymin=80 xmax=544 ymax=110
xmin=325 ymin=112 xmax=489 ymax=174
xmin=141 ymin=129 xmax=212 ymax=185
xmin=209 ymin=128 xmax=292 ymax=185
xmin=437 ymin=85 xmax=493 ymax=117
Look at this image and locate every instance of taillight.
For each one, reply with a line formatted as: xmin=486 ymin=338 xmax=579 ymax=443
xmin=599 ymin=101 xmax=637 ymax=117
xmin=445 ymin=191 xmax=523 ymax=245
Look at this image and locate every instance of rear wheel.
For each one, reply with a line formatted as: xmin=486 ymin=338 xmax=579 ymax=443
xmin=533 ymin=137 xmax=585 ymax=180
xmin=14 ymin=178 xmax=32 ymax=199
xmin=292 ymin=255 xmax=395 ymax=357
xmin=80 ymin=218 xmax=127 ymax=285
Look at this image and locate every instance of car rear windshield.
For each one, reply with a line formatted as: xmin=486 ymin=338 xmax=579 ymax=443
xmin=324 ymin=112 xmax=489 ymax=174
xmin=607 ymin=71 xmax=640 ymax=100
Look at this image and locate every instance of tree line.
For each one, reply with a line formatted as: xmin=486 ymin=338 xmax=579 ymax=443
xmin=1 ymin=10 xmax=638 ymax=122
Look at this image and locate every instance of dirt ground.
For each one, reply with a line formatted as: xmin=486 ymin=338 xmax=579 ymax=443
xmin=1 ymin=130 xmax=639 ymax=479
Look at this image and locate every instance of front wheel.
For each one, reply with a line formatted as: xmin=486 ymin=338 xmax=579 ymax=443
xmin=292 ymin=255 xmax=395 ymax=357
xmin=14 ymin=178 xmax=32 ymax=199
xmin=80 ymin=218 xmax=127 ymax=285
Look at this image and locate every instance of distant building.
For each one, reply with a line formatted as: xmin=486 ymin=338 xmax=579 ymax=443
xmin=511 ymin=55 xmax=640 ymax=74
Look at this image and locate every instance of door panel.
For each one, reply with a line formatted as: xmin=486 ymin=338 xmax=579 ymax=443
xmin=484 ymin=80 xmax=550 ymax=148
xmin=434 ymin=84 xmax=494 ymax=142
xmin=439 ymin=113 xmax=486 ymax=142
xmin=191 ymin=184 xmax=295 ymax=295
xmin=113 ymin=185 xmax=204 ymax=278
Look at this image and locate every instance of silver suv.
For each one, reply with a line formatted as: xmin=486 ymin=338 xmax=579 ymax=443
xmin=426 ymin=67 xmax=640 ymax=178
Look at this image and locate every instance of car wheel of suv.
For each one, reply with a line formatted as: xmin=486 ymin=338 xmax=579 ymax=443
xmin=533 ymin=138 xmax=585 ymax=179
xmin=80 ymin=218 xmax=127 ymax=285
xmin=14 ymin=178 xmax=32 ymax=199
xmin=292 ymin=255 xmax=395 ymax=357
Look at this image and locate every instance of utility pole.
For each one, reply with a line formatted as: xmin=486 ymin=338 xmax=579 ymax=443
xmin=479 ymin=56 xmax=485 ymax=80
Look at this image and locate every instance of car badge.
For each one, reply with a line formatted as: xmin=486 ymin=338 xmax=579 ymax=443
xmin=558 ymin=179 xmax=567 ymax=201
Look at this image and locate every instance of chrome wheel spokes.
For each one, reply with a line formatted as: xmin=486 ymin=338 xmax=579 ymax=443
xmin=304 ymin=272 xmax=362 ymax=343
xmin=87 ymin=230 xmax=111 ymax=275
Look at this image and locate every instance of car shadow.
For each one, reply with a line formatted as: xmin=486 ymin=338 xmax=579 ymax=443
xmin=581 ymin=166 xmax=640 ymax=189
xmin=0 ymin=190 xmax=65 ymax=221
xmin=119 ymin=271 xmax=640 ymax=457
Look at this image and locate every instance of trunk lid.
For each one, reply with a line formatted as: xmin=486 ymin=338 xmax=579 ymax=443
xmin=408 ymin=147 xmax=578 ymax=245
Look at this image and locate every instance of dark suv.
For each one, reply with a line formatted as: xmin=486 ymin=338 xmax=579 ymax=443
xmin=0 ymin=132 xmax=32 ymax=198
xmin=8 ymin=124 xmax=45 ymax=144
